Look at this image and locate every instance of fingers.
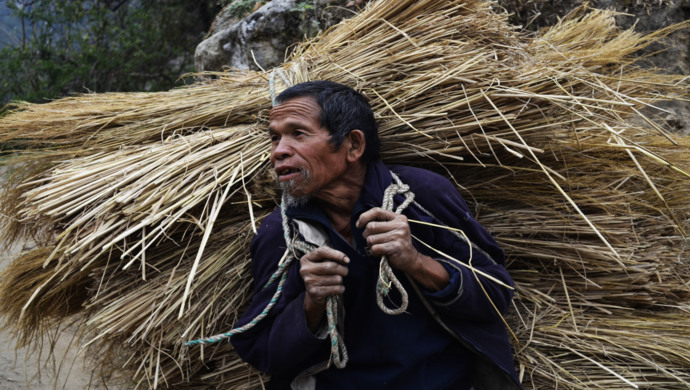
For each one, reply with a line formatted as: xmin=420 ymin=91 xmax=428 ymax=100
xmin=356 ymin=207 xmax=422 ymax=273
xmin=357 ymin=208 xmax=404 ymax=238
xmin=367 ymin=238 xmax=405 ymax=257
xmin=357 ymin=208 xmax=409 ymax=248
xmin=301 ymin=246 xmax=350 ymax=266
xmin=300 ymin=247 xmax=350 ymax=306
xmin=303 ymin=276 xmax=346 ymax=305
xmin=356 ymin=207 xmax=396 ymax=229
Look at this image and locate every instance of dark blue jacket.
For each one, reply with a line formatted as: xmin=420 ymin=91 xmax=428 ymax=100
xmin=231 ymin=161 xmax=521 ymax=389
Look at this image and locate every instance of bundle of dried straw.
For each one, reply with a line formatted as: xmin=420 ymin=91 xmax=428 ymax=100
xmin=1 ymin=0 xmax=689 ymax=388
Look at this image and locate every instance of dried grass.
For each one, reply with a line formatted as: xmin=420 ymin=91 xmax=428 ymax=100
xmin=0 ymin=0 xmax=689 ymax=388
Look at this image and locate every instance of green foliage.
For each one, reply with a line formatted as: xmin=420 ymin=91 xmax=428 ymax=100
xmin=225 ymin=0 xmax=264 ymax=19
xmin=290 ymin=1 xmax=318 ymax=37
xmin=290 ymin=1 xmax=314 ymax=12
xmin=0 ymin=0 xmax=221 ymax=107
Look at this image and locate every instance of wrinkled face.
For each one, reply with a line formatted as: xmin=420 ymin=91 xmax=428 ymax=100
xmin=268 ymin=97 xmax=349 ymax=205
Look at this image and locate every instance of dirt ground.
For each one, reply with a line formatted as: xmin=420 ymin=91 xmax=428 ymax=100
xmin=0 ymin=245 xmax=127 ymax=390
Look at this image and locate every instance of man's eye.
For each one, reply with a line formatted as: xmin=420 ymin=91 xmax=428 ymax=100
xmin=269 ymin=134 xmax=280 ymax=143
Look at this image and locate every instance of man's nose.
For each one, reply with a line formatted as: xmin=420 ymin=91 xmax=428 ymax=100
xmin=271 ymin=138 xmax=292 ymax=161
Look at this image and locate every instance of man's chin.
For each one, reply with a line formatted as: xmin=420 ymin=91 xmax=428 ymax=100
xmin=280 ymin=181 xmax=311 ymax=207
xmin=284 ymin=192 xmax=311 ymax=207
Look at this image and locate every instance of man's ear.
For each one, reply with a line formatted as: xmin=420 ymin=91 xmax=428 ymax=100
xmin=345 ymin=130 xmax=366 ymax=163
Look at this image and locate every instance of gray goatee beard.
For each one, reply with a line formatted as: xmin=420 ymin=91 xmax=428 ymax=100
xmin=279 ymin=169 xmax=311 ymax=207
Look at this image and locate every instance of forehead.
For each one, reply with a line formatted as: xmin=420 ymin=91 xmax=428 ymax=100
xmin=269 ymin=96 xmax=321 ymax=126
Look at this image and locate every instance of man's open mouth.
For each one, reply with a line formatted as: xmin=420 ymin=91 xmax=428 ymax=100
xmin=276 ymin=167 xmax=302 ymax=180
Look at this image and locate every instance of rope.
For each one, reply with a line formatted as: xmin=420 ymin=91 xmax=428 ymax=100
xmin=183 ymin=247 xmax=294 ymax=346
xmin=182 ymin=193 xmax=348 ymax=368
xmin=185 ymin=172 xmax=417 ymax=370
xmin=279 ymin=193 xmax=348 ymax=368
xmin=183 ymin=194 xmax=303 ymax=345
xmin=269 ymin=69 xmax=292 ymax=106
xmin=376 ymin=172 xmax=415 ymax=315
xmin=325 ymin=294 xmax=348 ymax=368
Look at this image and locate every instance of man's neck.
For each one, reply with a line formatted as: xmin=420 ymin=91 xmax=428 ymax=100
xmin=315 ymin=162 xmax=367 ymax=243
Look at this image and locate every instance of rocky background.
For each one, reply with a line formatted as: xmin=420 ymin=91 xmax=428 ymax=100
xmin=195 ymin=0 xmax=690 ymax=133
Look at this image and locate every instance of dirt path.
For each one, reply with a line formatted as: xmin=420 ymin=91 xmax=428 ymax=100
xmin=0 ymin=246 xmax=126 ymax=390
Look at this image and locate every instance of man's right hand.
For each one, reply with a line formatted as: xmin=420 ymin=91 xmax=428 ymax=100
xmin=299 ymin=246 xmax=350 ymax=332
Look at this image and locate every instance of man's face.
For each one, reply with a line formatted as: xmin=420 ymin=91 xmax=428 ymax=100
xmin=268 ymin=97 xmax=350 ymax=205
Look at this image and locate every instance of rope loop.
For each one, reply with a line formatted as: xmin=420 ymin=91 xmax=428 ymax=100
xmin=375 ymin=172 xmax=414 ymax=315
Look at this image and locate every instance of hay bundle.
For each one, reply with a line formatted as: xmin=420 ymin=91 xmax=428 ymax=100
xmin=1 ymin=0 xmax=689 ymax=388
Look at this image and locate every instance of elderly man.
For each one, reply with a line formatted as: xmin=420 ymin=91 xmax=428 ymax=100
xmin=230 ymin=81 xmax=521 ymax=389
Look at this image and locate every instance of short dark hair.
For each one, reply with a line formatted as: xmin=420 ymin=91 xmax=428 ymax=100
xmin=274 ymin=80 xmax=380 ymax=163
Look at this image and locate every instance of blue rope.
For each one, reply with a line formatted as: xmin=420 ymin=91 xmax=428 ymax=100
xmin=184 ymin=193 xmax=300 ymax=347
xmin=184 ymin=270 xmax=290 ymax=346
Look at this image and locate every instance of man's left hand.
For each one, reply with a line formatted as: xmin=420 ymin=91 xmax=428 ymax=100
xmin=356 ymin=207 xmax=450 ymax=292
xmin=356 ymin=207 xmax=422 ymax=273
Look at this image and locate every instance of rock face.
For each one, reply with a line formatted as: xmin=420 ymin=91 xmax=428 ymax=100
xmin=610 ymin=0 xmax=690 ymax=133
xmin=196 ymin=0 xmax=688 ymax=73
xmin=596 ymin=0 xmax=689 ymax=76
xmin=497 ymin=0 xmax=690 ymax=133
xmin=194 ymin=0 xmax=366 ymax=72
xmin=195 ymin=0 xmax=688 ymax=132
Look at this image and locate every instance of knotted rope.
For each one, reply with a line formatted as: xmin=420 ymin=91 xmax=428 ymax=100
xmin=376 ymin=172 xmax=415 ymax=315
xmin=185 ymin=172 xmax=417 ymax=370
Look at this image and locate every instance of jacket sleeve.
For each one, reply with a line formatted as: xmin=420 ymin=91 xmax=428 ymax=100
xmin=230 ymin=211 xmax=330 ymax=377
xmin=420 ymin=234 xmax=514 ymax=322
xmin=399 ymin=167 xmax=515 ymax=322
